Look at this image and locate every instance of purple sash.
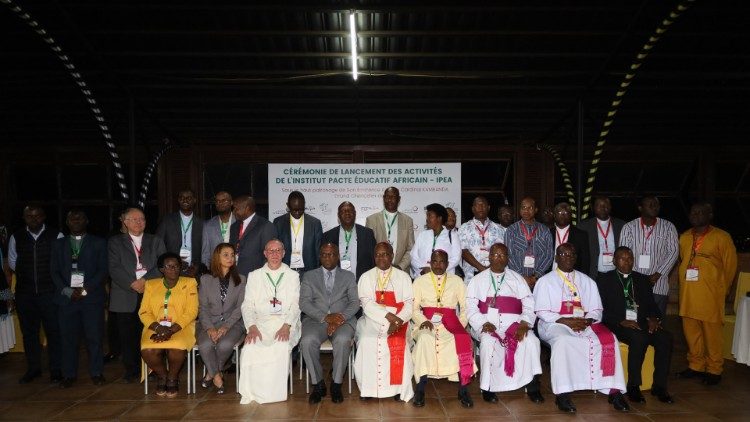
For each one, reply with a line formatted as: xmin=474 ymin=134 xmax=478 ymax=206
xmin=478 ymin=296 xmax=522 ymax=376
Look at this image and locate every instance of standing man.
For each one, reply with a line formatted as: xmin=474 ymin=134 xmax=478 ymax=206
xmin=273 ymin=191 xmax=323 ymax=277
xmin=202 ymin=191 xmax=234 ymax=268
xmin=230 ymin=196 xmax=277 ymax=277
xmin=579 ymin=196 xmax=625 ymax=279
xmin=108 ymin=207 xmax=166 ymax=382
xmin=50 ymin=210 xmax=108 ymax=388
xmin=157 ymin=189 xmax=203 ymax=277
xmin=504 ymin=197 xmax=554 ymax=290
xmin=354 ymin=242 xmax=415 ymax=402
xmin=497 ymin=204 xmax=515 ymax=230
xmin=239 ymin=239 xmax=301 ymax=404
xmin=8 ymin=205 xmax=63 ymax=383
xmin=619 ymin=196 xmax=679 ymax=317
xmin=299 ymin=243 xmax=359 ymax=404
xmin=677 ymin=202 xmax=737 ymax=385
xmin=550 ymin=202 xmax=590 ymax=273
xmin=365 ymin=187 xmax=415 ymax=272
xmin=323 ymin=202 xmax=376 ymax=282
xmin=597 ymin=246 xmax=674 ymax=403
xmin=458 ymin=196 xmax=506 ymax=283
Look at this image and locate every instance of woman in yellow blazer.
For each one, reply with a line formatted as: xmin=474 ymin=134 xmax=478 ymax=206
xmin=139 ymin=252 xmax=198 ymax=397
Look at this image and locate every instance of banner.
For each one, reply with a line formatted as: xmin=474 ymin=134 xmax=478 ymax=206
xmin=268 ymin=163 xmax=462 ymax=234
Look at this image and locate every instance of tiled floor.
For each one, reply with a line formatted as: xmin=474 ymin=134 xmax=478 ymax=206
xmin=0 ymin=316 xmax=748 ymax=421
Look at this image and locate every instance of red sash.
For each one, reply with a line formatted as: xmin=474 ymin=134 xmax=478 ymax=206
xmin=558 ymin=300 xmax=616 ymax=377
xmin=376 ymin=290 xmax=408 ymax=385
xmin=477 ymin=296 xmax=523 ymax=376
xmin=421 ymin=307 xmax=474 ymax=386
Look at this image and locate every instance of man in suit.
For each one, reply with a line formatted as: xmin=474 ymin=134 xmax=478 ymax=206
xmin=323 ymin=202 xmax=376 ymax=281
xmin=273 ymin=191 xmax=323 ymax=277
xmin=229 ymin=195 xmax=277 ymax=277
xmin=365 ymin=187 xmax=415 ymax=272
xmin=108 ymin=207 xmax=166 ymax=382
xmin=550 ymin=202 xmax=590 ymax=273
xmin=597 ymin=246 xmax=674 ymax=404
xmin=201 ymin=190 xmax=234 ymax=268
xmin=156 ymin=189 xmax=203 ymax=277
xmin=299 ymin=243 xmax=359 ymax=404
xmin=50 ymin=210 xmax=108 ymax=388
xmin=579 ymin=196 xmax=625 ymax=279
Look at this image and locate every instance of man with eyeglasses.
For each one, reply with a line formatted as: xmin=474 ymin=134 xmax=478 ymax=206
xmin=239 ymin=239 xmax=301 ymax=404
xmin=156 ymin=189 xmax=203 ymax=277
xmin=503 ymin=197 xmax=554 ymax=290
xmin=466 ymin=243 xmax=543 ymax=405
xmin=534 ymin=243 xmax=628 ymax=413
xmin=365 ymin=187 xmax=415 ymax=272
xmin=108 ymin=207 xmax=166 ymax=383
xmin=458 ymin=196 xmax=506 ymax=284
xmin=549 ymin=202 xmax=590 ymax=273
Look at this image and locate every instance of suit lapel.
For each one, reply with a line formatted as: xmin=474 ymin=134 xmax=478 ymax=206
xmin=396 ymin=213 xmax=408 ymax=257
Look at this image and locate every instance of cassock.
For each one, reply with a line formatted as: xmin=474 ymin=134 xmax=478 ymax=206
xmin=411 ymin=272 xmax=477 ymax=385
xmin=354 ymin=266 xmax=415 ymax=402
xmin=239 ymin=263 xmax=301 ymax=404
xmin=466 ymin=268 xmax=541 ymax=392
xmin=534 ymin=270 xmax=625 ymax=395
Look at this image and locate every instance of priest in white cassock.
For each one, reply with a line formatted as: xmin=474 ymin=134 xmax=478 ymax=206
xmin=466 ymin=243 xmax=543 ymax=404
xmin=354 ymin=242 xmax=415 ymax=402
xmin=534 ymin=243 xmax=628 ymax=414
xmin=411 ymin=249 xmax=477 ymax=408
xmin=239 ymin=239 xmax=301 ymax=404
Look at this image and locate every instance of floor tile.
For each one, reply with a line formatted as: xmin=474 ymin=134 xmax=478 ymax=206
xmin=50 ymin=401 xmax=135 ymax=421
xmin=121 ymin=400 xmax=197 ymax=420
xmin=183 ymin=399 xmax=257 ymax=420
xmin=0 ymin=401 xmax=73 ymax=421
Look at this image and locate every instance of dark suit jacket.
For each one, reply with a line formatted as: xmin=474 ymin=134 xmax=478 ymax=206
xmin=579 ymin=217 xmax=625 ymax=278
xmin=50 ymin=234 xmax=108 ymax=305
xmin=322 ymin=224 xmax=376 ymax=281
xmin=550 ymin=225 xmax=590 ymax=273
xmin=229 ymin=215 xmax=277 ymax=277
xmin=108 ymin=233 xmax=166 ymax=313
xmin=299 ymin=267 xmax=360 ymax=329
xmin=156 ymin=211 xmax=204 ymax=266
xmin=596 ymin=270 xmax=661 ymax=332
xmin=273 ymin=212 xmax=323 ymax=271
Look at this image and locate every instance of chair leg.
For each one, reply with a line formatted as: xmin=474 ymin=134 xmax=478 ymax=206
xmin=143 ymin=359 xmax=148 ymax=395
xmin=288 ymin=351 xmax=294 ymax=394
xmin=348 ymin=350 xmax=353 ymax=394
xmin=234 ymin=345 xmax=240 ymax=393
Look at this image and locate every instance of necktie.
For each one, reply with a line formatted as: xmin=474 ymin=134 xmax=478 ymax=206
xmin=238 ymin=221 xmax=246 ymax=239
xmin=325 ymin=270 xmax=334 ymax=295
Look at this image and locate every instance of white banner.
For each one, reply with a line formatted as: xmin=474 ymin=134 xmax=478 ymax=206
xmin=268 ymin=163 xmax=462 ymax=234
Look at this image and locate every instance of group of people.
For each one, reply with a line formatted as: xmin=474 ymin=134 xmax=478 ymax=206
xmin=0 ymin=186 xmax=738 ymax=413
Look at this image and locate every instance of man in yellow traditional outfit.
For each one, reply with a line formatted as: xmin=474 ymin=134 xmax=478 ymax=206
xmin=411 ymin=249 xmax=477 ymax=408
xmin=677 ymin=202 xmax=737 ymax=385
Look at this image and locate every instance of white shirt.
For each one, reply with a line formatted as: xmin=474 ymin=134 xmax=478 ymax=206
xmin=383 ymin=210 xmax=399 ymax=257
xmin=596 ymin=218 xmax=616 ymax=273
xmin=552 ymin=225 xmax=571 ymax=271
xmin=179 ymin=211 xmax=194 ymax=251
xmin=289 ymin=215 xmax=305 ymax=269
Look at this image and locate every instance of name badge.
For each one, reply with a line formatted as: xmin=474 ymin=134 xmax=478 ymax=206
xmin=290 ymin=252 xmax=302 ymax=268
xmin=71 ymin=271 xmax=85 ymax=288
xmin=179 ymin=248 xmax=191 ymax=261
xmin=602 ymin=253 xmax=614 ymax=266
xmin=159 ymin=317 xmax=172 ymax=327
xmin=430 ymin=312 xmax=443 ymax=324
xmin=638 ymin=254 xmax=651 ymax=269
xmin=572 ymin=306 xmax=585 ymax=318
xmin=523 ymin=255 xmax=536 ymax=268
xmin=135 ymin=268 xmax=147 ymax=279
xmin=686 ymin=267 xmax=699 ymax=281
xmin=270 ymin=299 xmax=283 ymax=314
xmin=340 ymin=259 xmax=352 ymax=271
xmin=625 ymin=309 xmax=638 ymax=321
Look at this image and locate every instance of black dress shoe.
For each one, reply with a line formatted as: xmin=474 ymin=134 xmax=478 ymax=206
xmin=331 ymin=383 xmax=344 ymax=403
xmin=650 ymin=387 xmax=674 ymax=403
xmin=19 ymin=370 xmax=41 ymax=384
xmin=676 ymin=368 xmax=705 ymax=379
xmin=555 ymin=394 xmax=576 ymax=413
xmin=308 ymin=389 xmax=323 ymax=404
xmin=481 ymin=390 xmax=498 ymax=403
xmin=412 ymin=390 xmax=425 ymax=407
xmin=91 ymin=375 xmax=106 ymax=386
xmin=359 ymin=396 xmax=371 ymax=401
xmin=527 ymin=391 xmax=545 ymax=403
xmin=59 ymin=378 xmax=76 ymax=389
xmin=458 ymin=389 xmax=474 ymax=408
xmin=102 ymin=353 xmax=119 ymax=364
xmin=608 ymin=392 xmax=630 ymax=412
xmin=626 ymin=386 xmax=646 ymax=403
xmin=50 ymin=371 xmax=63 ymax=383
xmin=309 ymin=381 xmax=326 ymax=404
xmin=702 ymin=373 xmax=721 ymax=385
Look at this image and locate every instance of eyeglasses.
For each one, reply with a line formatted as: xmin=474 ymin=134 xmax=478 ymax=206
xmin=126 ymin=218 xmax=145 ymax=223
xmin=555 ymin=210 xmax=571 ymax=215
xmin=162 ymin=264 xmax=181 ymax=270
xmin=265 ymin=248 xmax=284 ymax=255
xmin=556 ymin=252 xmax=576 ymax=257
xmin=489 ymin=253 xmax=507 ymax=258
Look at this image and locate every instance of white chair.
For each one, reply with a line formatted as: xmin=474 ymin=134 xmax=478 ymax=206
xmin=189 ymin=339 xmax=243 ymax=394
xmin=143 ymin=358 xmax=187 ymax=394
xmin=304 ymin=339 xmax=354 ymax=394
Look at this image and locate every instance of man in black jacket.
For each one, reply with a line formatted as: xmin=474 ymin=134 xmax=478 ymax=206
xmin=322 ymin=202 xmax=376 ymax=281
xmin=156 ymin=189 xmax=203 ymax=277
xmin=550 ymin=202 xmax=590 ymax=273
xmin=596 ymin=246 xmax=673 ymax=404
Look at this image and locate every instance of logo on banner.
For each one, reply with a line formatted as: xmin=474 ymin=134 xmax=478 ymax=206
xmin=320 ymin=203 xmax=331 ymax=215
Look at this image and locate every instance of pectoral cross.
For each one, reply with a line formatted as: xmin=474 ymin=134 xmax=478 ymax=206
xmin=565 ymin=301 xmax=573 ymax=312
xmin=270 ymin=297 xmax=282 ymax=306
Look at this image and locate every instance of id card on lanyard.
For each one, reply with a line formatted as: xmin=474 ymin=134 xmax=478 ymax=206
xmin=597 ymin=219 xmax=614 ymax=266
xmin=638 ymin=218 xmax=656 ymax=269
xmin=520 ymin=223 xmax=538 ymax=269
xmin=686 ymin=227 xmax=710 ymax=281
xmin=131 ymin=237 xmax=148 ymax=279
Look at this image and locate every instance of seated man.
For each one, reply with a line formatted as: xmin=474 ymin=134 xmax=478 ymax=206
xmin=597 ymin=246 xmax=673 ymax=403
xmin=239 ymin=239 xmax=301 ymax=404
xmin=299 ymin=243 xmax=359 ymax=404
xmin=354 ymin=242 xmax=414 ymax=402
xmin=411 ymin=250 xmax=477 ymax=408
xmin=466 ymin=243 xmax=543 ymax=404
xmin=534 ymin=243 xmax=628 ymax=413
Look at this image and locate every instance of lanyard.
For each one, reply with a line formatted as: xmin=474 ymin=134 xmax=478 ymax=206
xmin=490 ymin=271 xmax=506 ymax=297
xmin=615 ymin=271 xmax=633 ymax=299
xmin=162 ymin=278 xmax=173 ymax=319
xmin=219 ymin=219 xmax=229 ymax=240
xmin=265 ymin=272 xmax=285 ymax=301
xmin=181 ymin=216 xmax=193 ymax=246
xmin=474 ymin=219 xmax=488 ymax=247
xmin=596 ymin=219 xmax=611 ymax=251
xmin=432 ymin=228 xmax=443 ymax=250
xmin=343 ymin=228 xmax=353 ymax=255
xmin=555 ymin=226 xmax=570 ymax=246
xmin=129 ymin=236 xmax=143 ymax=268
xmin=520 ymin=223 xmax=538 ymax=244
xmin=70 ymin=236 xmax=83 ymax=259
xmin=384 ymin=211 xmax=397 ymax=240
xmin=290 ymin=216 xmax=304 ymax=251
xmin=429 ymin=272 xmax=446 ymax=305
xmin=377 ymin=267 xmax=393 ymax=301
xmin=639 ymin=218 xmax=657 ymax=254
xmin=689 ymin=227 xmax=711 ymax=265
xmin=556 ymin=268 xmax=579 ymax=297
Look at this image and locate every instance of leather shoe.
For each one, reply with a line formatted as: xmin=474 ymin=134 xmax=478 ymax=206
xmin=412 ymin=390 xmax=425 ymax=407
xmin=527 ymin=391 xmax=545 ymax=403
xmin=555 ymin=394 xmax=576 ymax=413
xmin=91 ymin=375 xmax=106 ymax=386
xmin=626 ymin=386 xmax=646 ymax=403
xmin=359 ymin=396 xmax=371 ymax=401
xmin=331 ymin=383 xmax=344 ymax=403
xmin=676 ymin=368 xmax=705 ymax=379
xmin=19 ymin=370 xmax=41 ymax=384
xmin=309 ymin=381 xmax=326 ymax=404
xmin=50 ymin=371 xmax=63 ymax=383
xmin=458 ymin=389 xmax=473 ymax=408
xmin=102 ymin=353 xmax=119 ymax=364
xmin=59 ymin=378 xmax=76 ymax=389
xmin=650 ymin=387 xmax=674 ymax=404
xmin=702 ymin=373 xmax=721 ymax=385
xmin=481 ymin=390 xmax=498 ymax=403
xmin=308 ymin=389 xmax=323 ymax=404
xmin=608 ymin=392 xmax=630 ymax=412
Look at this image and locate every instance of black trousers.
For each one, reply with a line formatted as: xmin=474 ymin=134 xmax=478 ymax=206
xmin=106 ymin=310 xmax=121 ymax=356
xmin=114 ymin=311 xmax=143 ymax=378
xmin=15 ymin=292 xmax=62 ymax=374
xmin=59 ymin=301 xmax=105 ymax=378
xmin=612 ymin=325 xmax=673 ymax=389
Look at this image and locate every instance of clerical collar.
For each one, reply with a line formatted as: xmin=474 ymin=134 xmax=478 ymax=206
xmin=617 ymin=270 xmax=631 ymax=278
xmin=72 ymin=234 xmax=86 ymax=240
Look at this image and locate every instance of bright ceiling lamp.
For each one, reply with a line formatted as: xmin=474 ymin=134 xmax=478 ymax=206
xmin=349 ymin=11 xmax=358 ymax=80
